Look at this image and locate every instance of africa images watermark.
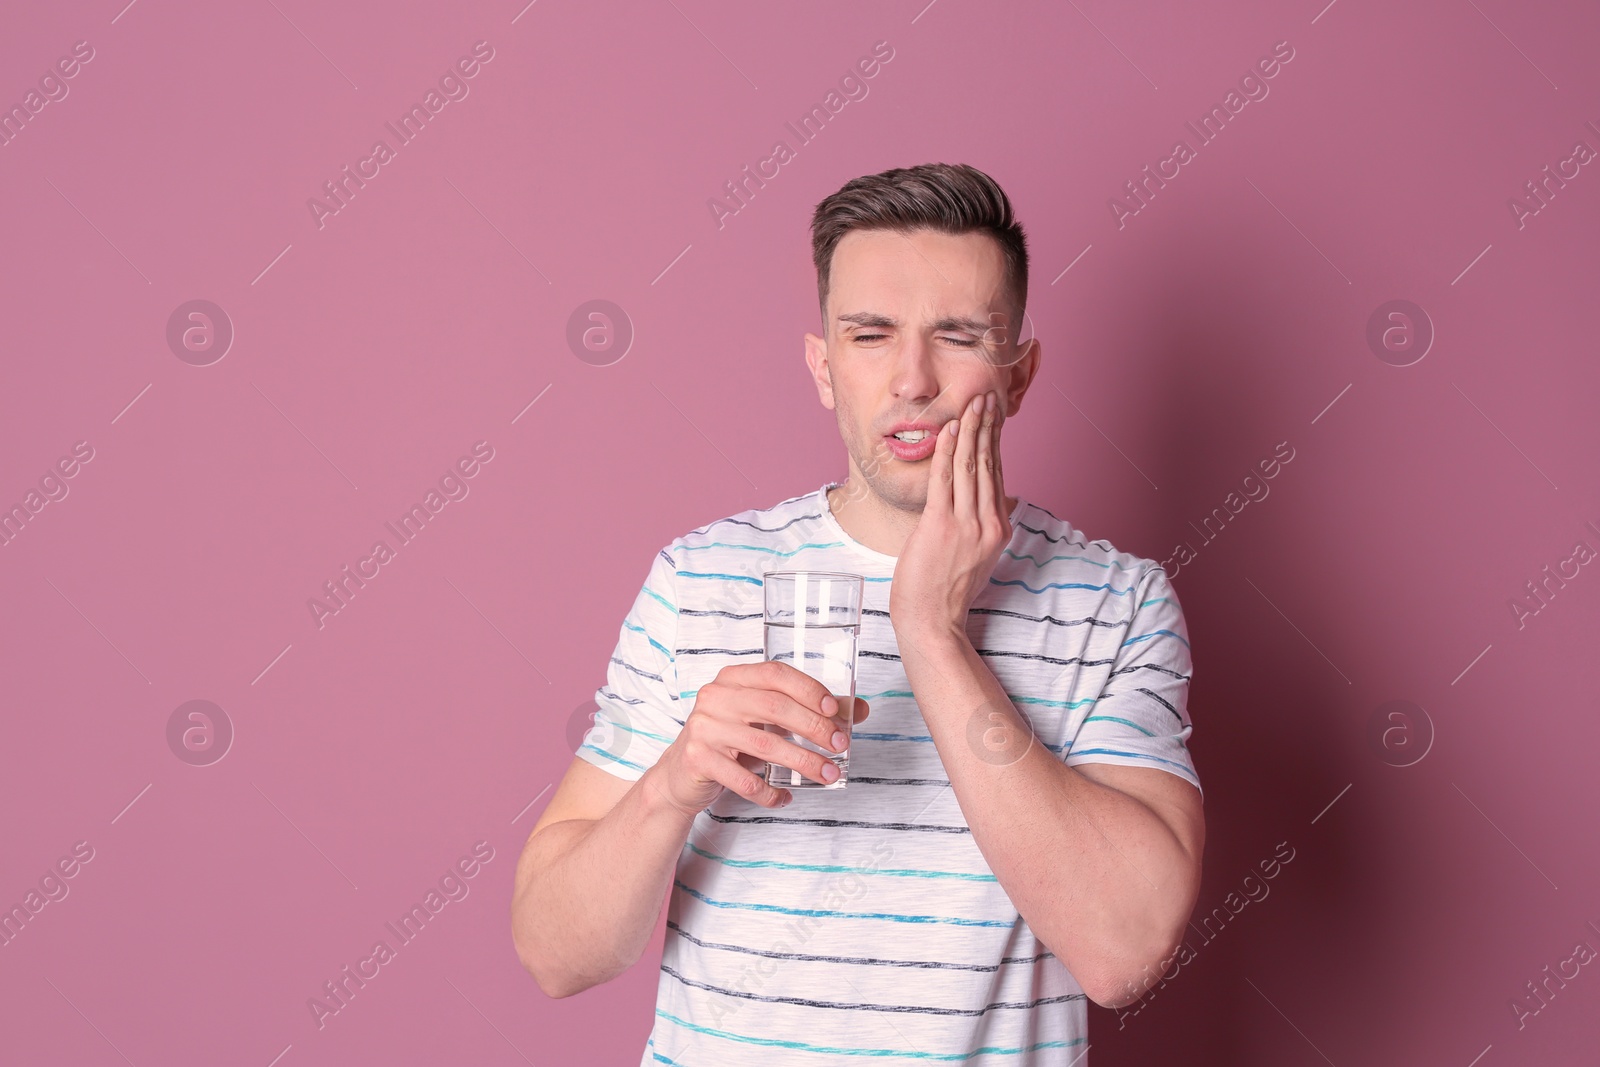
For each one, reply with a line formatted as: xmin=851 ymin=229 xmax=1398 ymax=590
xmin=306 ymin=840 xmax=495 ymax=1029
xmin=1507 ymin=518 xmax=1600 ymax=631
xmin=1157 ymin=439 xmax=1296 ymax=579
xmin=0 ymin=440 xmax=96 ymax=549
xmin=1115 ymin=840 xmax=1297 ymax=1027
xmin=0 ymin=841 xmax=96 ymax=950
xmin=1109 ymin=39 xmax=1296 ymax=230
xmin=1506 ymin=113 xmax=1599 ymax=231
xmin=707 ymin=40 xmax=895 ymax=231
xmin=307 ymin=440 xmax=495 ymax=629
xmin=1509 ymin=917 xmax=1600 ymax=1031
xmin=0 ymin=39 xmax=96 ymax=150
xmin=307 ymin=41 xmax=496 ymax=230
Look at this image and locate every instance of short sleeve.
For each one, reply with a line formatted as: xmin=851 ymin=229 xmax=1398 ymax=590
xmin=1064 ymin=564 xmax=1202 ymax=798
xmin=575 ymin=545 xmax=684 ymax=782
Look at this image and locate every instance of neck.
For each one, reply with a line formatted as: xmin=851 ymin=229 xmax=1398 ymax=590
xmin=828 ymin=480 xmax=1017 ymax=559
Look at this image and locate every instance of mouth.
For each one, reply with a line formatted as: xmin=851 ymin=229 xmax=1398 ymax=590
xmin=882 ymin=423 xmax=942 ymax=462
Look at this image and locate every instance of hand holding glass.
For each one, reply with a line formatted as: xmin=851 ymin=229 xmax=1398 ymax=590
xmin=761 ymin=571 xmax=862 ymax=790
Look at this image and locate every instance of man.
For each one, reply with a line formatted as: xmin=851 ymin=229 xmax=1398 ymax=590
xmin=511 ymin=162 xmax=1204 ymax=1064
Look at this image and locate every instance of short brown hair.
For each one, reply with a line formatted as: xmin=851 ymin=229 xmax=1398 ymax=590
xmin=809 ymin=162 xmax=1029 ymax=331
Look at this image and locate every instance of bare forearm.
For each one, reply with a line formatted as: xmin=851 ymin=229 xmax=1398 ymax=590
xmin=512 ymin=765 xmax=695 ymax=997
xmin=981 ymin=745 xmax=1197 ymax=1003
xmin=898 ymin=628 xmax=1199 ymax=1001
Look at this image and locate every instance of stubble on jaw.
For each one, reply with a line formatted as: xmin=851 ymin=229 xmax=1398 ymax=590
xmin=835 ymin=453 xmax=935 ymax=530
xmin=829 ymin=380 xmax=935 ymax=519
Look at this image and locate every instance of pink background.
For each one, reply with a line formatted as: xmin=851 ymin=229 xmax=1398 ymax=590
xmin=3 ymin=1 xmax=1598 ymax=1064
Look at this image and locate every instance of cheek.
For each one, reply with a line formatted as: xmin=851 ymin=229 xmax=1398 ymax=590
xmin=834 ymin=390 xmax=866 ymax=435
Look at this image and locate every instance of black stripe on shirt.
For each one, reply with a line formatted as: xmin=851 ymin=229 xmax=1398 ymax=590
xmin=681 ymin=608 xmax=762 ymax=620
xmin=1108 ymin=663 xmax=1190 ymax=681
xmin=705 ymin=812 xmax=971 ymax=834
xmin=1130 ymin=686 xmax=1183 ymax=725
xmin=1013 ymin=520 xmax=1101 ymax=550
xmin=687 ymin=511 xmax=823 ymax=538
xmin=613 ymin=657 xmax=667 ymax=682
xmin=660 ymin=963 xmax=1084 ymax=1017
xmin=846 ymin=775 xmax=952 ymax=786
xmin=976 ymin=649 xmax=1117 ymax=669
xmin=969 ymin=606 xmax=1128 ymax=630
xmin=668 ymin=920 xmax=1056 ymax=972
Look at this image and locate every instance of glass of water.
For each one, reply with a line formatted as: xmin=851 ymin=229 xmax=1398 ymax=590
xmin=761 ymin=571 xmax=862 ymax=790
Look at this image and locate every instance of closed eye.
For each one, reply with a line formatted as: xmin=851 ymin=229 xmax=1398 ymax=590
xmin=852 ymin=333 xmax=980 ymax=347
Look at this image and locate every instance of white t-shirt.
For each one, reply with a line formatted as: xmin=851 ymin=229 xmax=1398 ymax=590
xmin=577 ymin=483 xmax=1201 ymax=1066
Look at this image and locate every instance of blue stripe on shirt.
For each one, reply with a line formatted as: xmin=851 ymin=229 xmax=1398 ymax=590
xmin=1002 ymin=548 xmax=1141 ymax=571
xmin=1066 ymin=746 xmax=1196 ymax=774
xmin=677 ymin=540 xmax=847 ymax=556
xmin=989 ymin=578 xmax=1136 ymax=595
xmin=653 ymin=1010 xmax=1083 ymax=1061
xmin=1080 ymin=714 xmax=1156 ymax=736
xmin=1121 ymin=628 xmax=1190 ymax=649
xmin=643 ymin=585 xmax=677 ymax=614
xmin=683 ymin=841 xmax=998 ymax=882
xmin=579 ymin=743 xmax=645 ymax=771
xmin=624 ymin=620 xmax=675 ymax=661
xmin=673 ymin=880 xmax=1014 ymax=927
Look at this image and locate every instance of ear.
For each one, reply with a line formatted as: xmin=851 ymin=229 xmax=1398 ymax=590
xmin=804 ymin=331 xmax=836 ymax=410
xmin=1003 ymin=336 xmax=1043 ymax=418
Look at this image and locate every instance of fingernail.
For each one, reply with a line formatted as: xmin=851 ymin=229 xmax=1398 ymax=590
xmin=831 ymin=730 xmax=847 ymax=750
xmin=822 ymin=762 xmax=840 ymax=782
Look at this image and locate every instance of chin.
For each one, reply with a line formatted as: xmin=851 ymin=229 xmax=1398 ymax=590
xmin=866 ymin=470 xmax=929 ymax=513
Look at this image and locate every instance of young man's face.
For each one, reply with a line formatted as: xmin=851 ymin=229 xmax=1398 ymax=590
xmin=805 ymin=227 xmax=1040 ymax=515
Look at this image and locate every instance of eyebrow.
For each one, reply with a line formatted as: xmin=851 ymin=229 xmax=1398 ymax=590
xmin=837 ymin=311 xmax=992 ymax=334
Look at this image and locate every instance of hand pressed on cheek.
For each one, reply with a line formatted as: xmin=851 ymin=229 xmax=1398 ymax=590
xmin=890 ymin=391 xmax=1011 ymax=640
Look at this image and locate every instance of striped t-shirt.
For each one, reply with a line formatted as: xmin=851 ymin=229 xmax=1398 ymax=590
xmin=577 ymin=482 xmax=1201 ymax=1066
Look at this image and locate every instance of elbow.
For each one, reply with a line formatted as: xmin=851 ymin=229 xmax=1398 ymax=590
xmin=1080 ymin=929 xmax=1194 ymax=1010
xmin=516 ymin=938 xmax=590 ymax=1000
xmin=1051 ymin=905 xmax=1194 ymax=1010
xmin=1077 ymin=963 xmax=1158 ymax=1010
xmin=533 ymin=968 xmax=584 ymax=1000
xmin=512 ymin=905 xmax=581 ymax=999
xmin=512 ymin=918 xmax=618 ymax=1000
xmin=1087 ymin=868 xmax=1206 ymax=1007
xmin=1082 ymin=970 xmax=1153 ymax=1011
xmin=507 ymin=830 xmax=642 ymax=1001
xmin=1077 ymin=963 xmax=1140 ymax=1010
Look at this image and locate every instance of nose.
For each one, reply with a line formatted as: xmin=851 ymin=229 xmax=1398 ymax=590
xmin=889 ymin=333 xmax=942 ymax=409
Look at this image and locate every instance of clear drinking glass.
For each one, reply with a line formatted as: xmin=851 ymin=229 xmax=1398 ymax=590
xmin=761 ymin=571 xmax=862 ymax=790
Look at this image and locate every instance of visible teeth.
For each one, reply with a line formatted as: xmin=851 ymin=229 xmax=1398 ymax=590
xmin=894 ymin=430 xmax=929 ymax=442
